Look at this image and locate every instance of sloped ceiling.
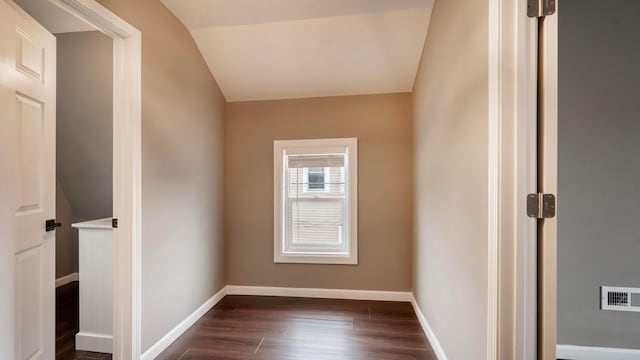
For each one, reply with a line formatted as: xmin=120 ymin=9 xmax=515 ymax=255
xmin=15 ymin=0 xmax=96 ymax=34
xmin=161 ymin=0 xmax=434 ymax=102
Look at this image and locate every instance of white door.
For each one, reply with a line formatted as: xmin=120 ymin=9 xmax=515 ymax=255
xmin=0 ymin=1 xmax=56 ymax=359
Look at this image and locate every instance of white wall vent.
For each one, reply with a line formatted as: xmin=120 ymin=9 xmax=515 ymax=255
xmin=601 ymin=286 xmax=640 ymax=312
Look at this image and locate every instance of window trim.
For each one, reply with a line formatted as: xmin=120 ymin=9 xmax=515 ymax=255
xmin=273 ymin=138 xmax=358 ymax=265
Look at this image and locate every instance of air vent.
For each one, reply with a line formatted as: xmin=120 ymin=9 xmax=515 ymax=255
xmin=601 ymin=286 xmax=640 ymax=312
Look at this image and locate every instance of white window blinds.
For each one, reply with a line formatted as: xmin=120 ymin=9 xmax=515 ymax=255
xmin=286 ymin=155 xmax=346 ymax=251
xmin=287 ymin=154 xmax=345 ymax=168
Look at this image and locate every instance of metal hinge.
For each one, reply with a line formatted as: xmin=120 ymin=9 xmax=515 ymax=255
xmin=112 ymin=218 xmax=118 ymax=228
xmin=527 ymin=0 xmax=556 ymax=17
xmin=527 ymin=193 xmax=556 ymax=219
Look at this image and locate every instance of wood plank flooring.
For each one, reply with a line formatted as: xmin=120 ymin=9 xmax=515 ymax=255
xmin=157 ymin=295 xmax=436 ymax=360
xmin=56 ymin=282 xmax=112 ymax=360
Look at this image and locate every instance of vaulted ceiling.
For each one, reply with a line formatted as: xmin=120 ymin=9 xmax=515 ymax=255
xmin=15 ymin=0 xmax=96 ymax=33
xmin=161 ymin=0 xmax=434 ymax=102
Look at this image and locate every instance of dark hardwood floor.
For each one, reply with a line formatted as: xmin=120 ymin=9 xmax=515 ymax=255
xmin=157 ymin=295 xmax=437 ymax=360
xmin=55 ymin=282 xmax=112 ymax=360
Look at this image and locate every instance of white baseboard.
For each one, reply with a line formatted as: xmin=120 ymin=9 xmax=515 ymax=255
xmin=55 ymin=272 xmax=79 ymax=288
xmin=140 ymin=286 xmax=228 ymax=360
xmin=225 ymin=285 xmax=412 ymax=302
xmin=411 ymin=295 xmax=448 ymax=360
xmin=557 ymin=344 xmax=640 ymax=360
xmin=75 ymin=332 xmax=112 ymax=353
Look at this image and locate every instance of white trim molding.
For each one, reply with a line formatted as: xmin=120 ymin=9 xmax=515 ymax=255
xmin=76 ymin=332 xmax=112 ymax=354
xmin=55 ymin=272 xmax=79 ymax=288
xmin=488 ymin=0 xmax=539 ymax=359
xmin=226 ymin=285 xmax=412 ymax=302
xmin=410 ymin=296 xmax=448 ymax=360
xmin=141 ymin=286 xmax=228 ymax=360
xmin=487 ymin=0 xmax=503 ymax=357
xmin=47 ymin=1 xmax=142 ymax=359
xmin=557 ymin=345 xmax=640 ymax=360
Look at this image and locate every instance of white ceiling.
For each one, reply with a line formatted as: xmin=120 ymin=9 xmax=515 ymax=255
xmin=15 ymin=0 xmax=96 ymax=34
xmin=161 ymin=0 xmax=434 ymax=28
xmin=161 ymin=0 xmax=433 ymax=102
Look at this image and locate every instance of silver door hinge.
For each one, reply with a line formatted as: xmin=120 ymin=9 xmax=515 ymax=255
xmin=527 ymin=0 xmax=556 ymax=17
xmin=527 ymin=193 xmax=556 ymax=219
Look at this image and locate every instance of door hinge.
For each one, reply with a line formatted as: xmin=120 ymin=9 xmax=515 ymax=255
xmin=527 ymin=193 xmax=556 ymax=219
xmin=527 ymin=0 xmax=556 ymax=17
xmin=112 ymin=218 xmax=118 ymax=228
xmin=45 ymin=219 xmax=62 ymax=232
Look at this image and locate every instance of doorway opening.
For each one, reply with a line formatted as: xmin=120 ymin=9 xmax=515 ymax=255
xmin=536 ymin=1 xmax=640 ymax=359
xmin=6 ymin=0 xmax=141 ymax=359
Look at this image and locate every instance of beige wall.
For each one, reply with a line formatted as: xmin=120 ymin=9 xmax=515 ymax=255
xmin=96 ymin=0 xmax=226 ymax=352
xmin=55 ymin=180 xmax=77 ymax=278
xmin=412 ymin=0 xmax=489 ymax=358
xmin=226 ymin=93 xmax=413 ymax=291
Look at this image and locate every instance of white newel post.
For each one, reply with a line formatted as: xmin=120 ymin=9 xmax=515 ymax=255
xmin=72 ymin=218 xmax=114 ymax=353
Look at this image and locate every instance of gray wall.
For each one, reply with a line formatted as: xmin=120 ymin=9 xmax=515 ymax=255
xmin=558 ymin=0 xmax=640 ymax=349
xmin=225 ymin=94 xmax=414 ymax=291
xmin=412 ymin=0 xmax=489 ymax=357
xmin=56 ymin=31 xmax=113 ymax=279
xmin=57 ymin=31 xmax=113 ymax=221
xmin=96 ymin=0 xmax=227 ymax=352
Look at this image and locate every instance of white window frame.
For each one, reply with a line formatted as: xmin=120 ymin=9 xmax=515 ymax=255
xmin=302 ymin=167 xmax=330 ymax=193
xmin=274 ymin=138 xmax=358 ymax=265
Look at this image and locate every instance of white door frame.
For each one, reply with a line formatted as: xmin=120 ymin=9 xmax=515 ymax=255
xmin=489 ymin=0 xmax=540 ymax=359
xmin=47 ymin=0 xmax=142 ymax=358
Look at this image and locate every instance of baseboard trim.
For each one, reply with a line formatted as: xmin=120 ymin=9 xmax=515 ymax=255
xmin=55 ymin=272 xmax=79 ymax=288
xmin=75 ymin=332 xmax=112 ymax=353
xmin=557 ymin=344 xmax=640 ymax=360
xmin=410 ymin=295 xmax=448 ymax=360
xmin=225 ymin=285 xmax=412 ymax=302
xmin=140 ymin=286 xmax=228 ymax=360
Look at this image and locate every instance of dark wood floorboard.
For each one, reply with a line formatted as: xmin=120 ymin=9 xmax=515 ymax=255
xmin=157 ymin=295 xmax=437 ymax=360
xmin=56 ymin=282 xmax=112 ymax=360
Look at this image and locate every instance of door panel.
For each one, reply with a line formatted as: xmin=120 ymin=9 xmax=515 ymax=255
xmin=16 ymin=247 xmax=44 ymax=360
xmin=0 ymin=2 xmax=56 ymax=360
xmin=16 ymin=93 xmax=45 ymax=251
xmin=16 ymin=28 xmax=45 ymax=83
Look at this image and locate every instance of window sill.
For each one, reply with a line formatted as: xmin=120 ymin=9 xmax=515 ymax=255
xmin=274 ymin=252 xmax=358 ymax=265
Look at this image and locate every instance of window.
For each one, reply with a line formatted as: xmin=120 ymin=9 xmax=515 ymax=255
xmin=273 ymin=138 xmax=358 ymax=264
xmin=303 ymin=167 xmax=329 ymax=192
